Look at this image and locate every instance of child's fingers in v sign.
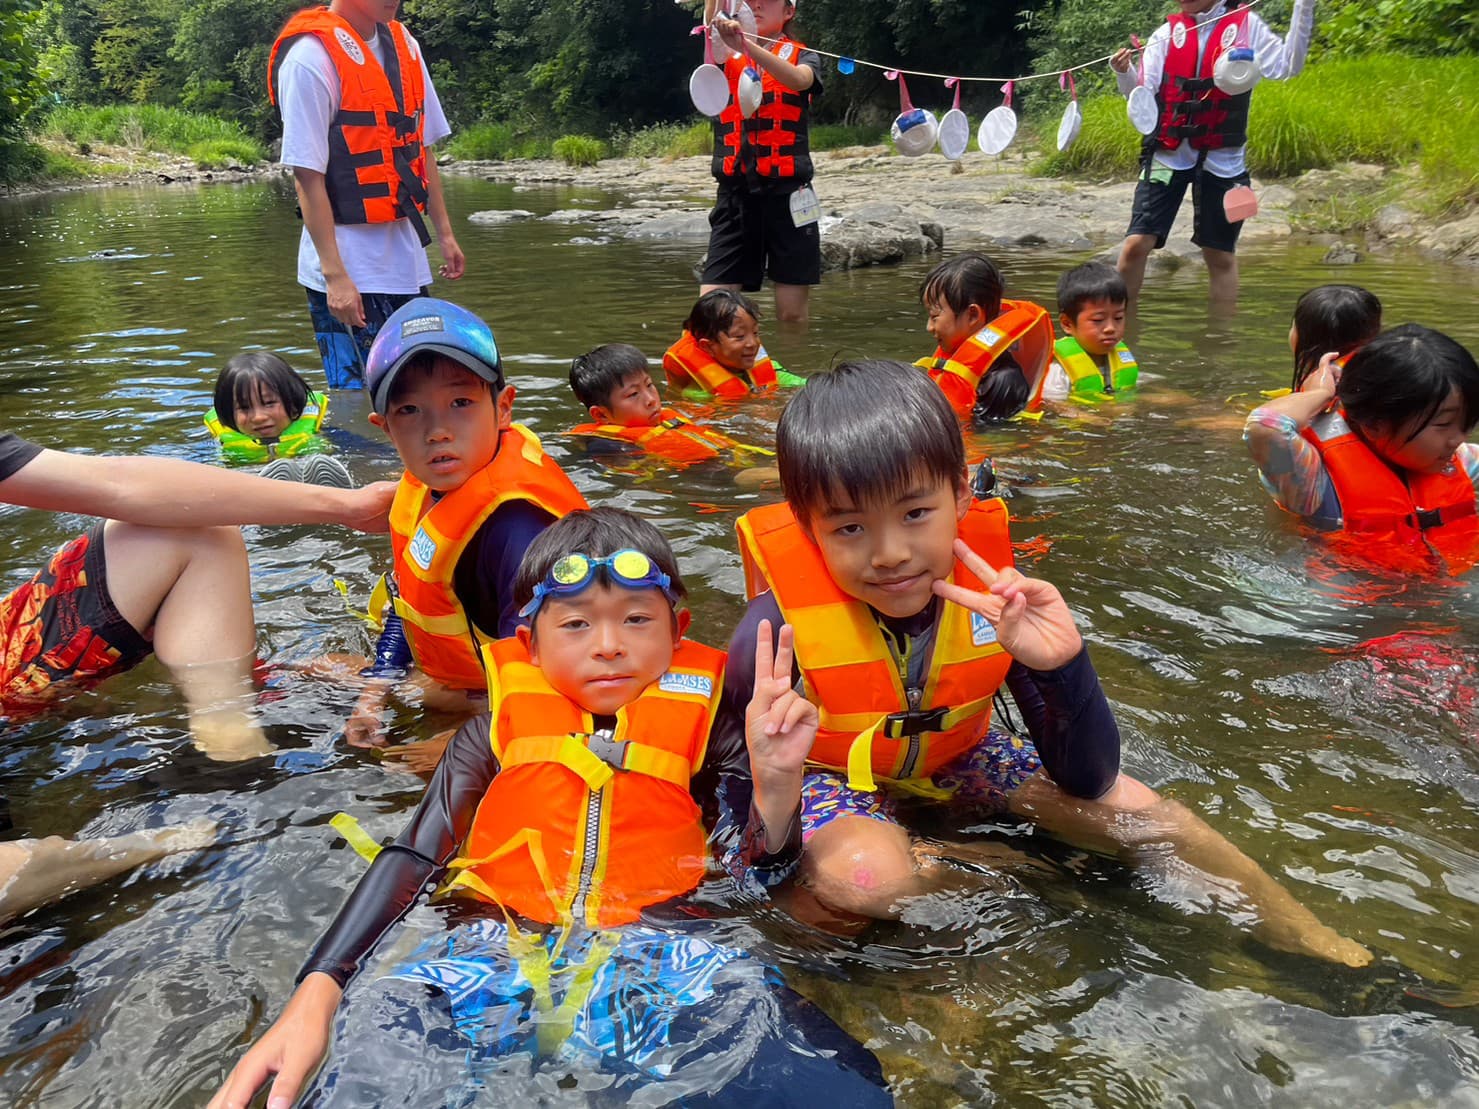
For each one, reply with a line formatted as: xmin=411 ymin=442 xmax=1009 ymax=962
xmin=746 ymin=619 xmax=815 ymax=777
xmin=931 ymin=539 xmax=1084 ymax=671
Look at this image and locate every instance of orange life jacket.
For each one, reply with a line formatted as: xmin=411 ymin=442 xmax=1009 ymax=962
xmin=712 ymin=36 xmax=814 ymax=183
xmin=663 ymin=331 xmax=780 ymax=398
xmin=916 ymin=300 xmax=1055 ymax=416
xmin=1300 ymin=408 xmax=1479 ymax=576
xmin=388 ymin=425 xmax=588 ymax=689
xmin=447 ymin=636 xmax=724 ymax=929
xmin=736 ymin=499 xmax=1015 ymax=789
xmin=1155 ymin=8 xmax=1252 ymax=153
xmin=568 ymin=408 xmax=742 ymax=465
xmin=268 ymin=9 xmax=431 ymax=243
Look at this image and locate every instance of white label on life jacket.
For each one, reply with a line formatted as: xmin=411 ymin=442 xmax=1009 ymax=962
xmin=976 ymin=327 xmax=1005 ymax=348
xmin=660 ymin=672 xmax=714 ymax=698
xmin=1171 ymin=22 xmax=1187 ymax=50
xmin=778 ymin=42 xmax=795 ymax=62
xmin=1118 ymin=349 xmax=1135 ymax=363
xmin=970 ymin=612 xmax=998 ymax=647
xmin=334 ymin=28 xmax=366 ymax=66
xmin=409 ymin=526 xmax=437 ymax=571
xmin=1221 ymin=23 xmax=1239 ymax=50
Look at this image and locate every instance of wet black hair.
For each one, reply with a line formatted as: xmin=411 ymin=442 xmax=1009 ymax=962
xmin=1291 ymin=284 xmax=1382 ymax=390
xmin=919 ymin=251 xmax=1004 ymax=318
xmin=513 ymin=507 xmax=688 ymax=617
xmin=569 ymin=343 xmax=651 ymax=410
xmin=683 ymin=289 xmax=761 ymax=343
xmin=1056 ymin=262 xmax=1128 ymax=320
xmin=777 ymin=359 xmax=965 ymax=525
xmin=1339 ymin=324 xmax=1479 ymax=443
xmin=213 ymin=352 xmax=311 ymax=432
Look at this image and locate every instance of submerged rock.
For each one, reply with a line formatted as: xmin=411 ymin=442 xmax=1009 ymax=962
xmin=467 ymin=209 xmax=535 ymax=225
xmin=1323 ymin=242 xmax=1361 ymax=264
xmin=818 ymin=203 xmax=942 ymax=271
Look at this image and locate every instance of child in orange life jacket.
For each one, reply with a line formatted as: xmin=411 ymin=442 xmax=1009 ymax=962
xmin=568 ymin=342 xmax=780 ymax=483
xmin=1110 ymin=0 xmax=1316 ymax=303
xmin=663 ymin=289 xmax=805 ymax=400
xmin=916 ymin=252 xmax=1054 ymax=423
xmin=1287 ymin=284 xmax=1382 ymax=393
xmin=1042 ymin=263 xmax=1138 ymax=403
xmin=212 ymin=508 xmax=891 ymax=1107
xmin=334 ymin=298 xmax=587 ymax=748
xmin=718 ymin=359 xmax=1370 ymax=965
xmin=1245 ymin=325 xmax=1479 ymax=575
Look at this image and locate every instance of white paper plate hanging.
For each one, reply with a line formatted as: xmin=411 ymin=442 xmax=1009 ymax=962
xmin=1213 ymin=47 xmax=1261 ymax=94
xmin=1056 ymin=71 xmax=1082 ymax=151
xmin=977 ymin=81 xmax=1017 ymax=156
xmin=688 ymin=24 xmax=729 ymax=117
xmin=738 ymin=65 xmax=764 ymax=117
xmin=886 ymin=72 xmax=938 ymax=157
xmin=1126 ymin=36 xmax=1158 ymax=135
xmin=937 ymin=77 xmax=970 ymax=161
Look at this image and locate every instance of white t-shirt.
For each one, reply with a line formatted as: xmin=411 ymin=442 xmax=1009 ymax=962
xmin=277 ymin=27 xmax=451 ymax=295
xmin=1114 ymin=0 xmax=1315 ymax=178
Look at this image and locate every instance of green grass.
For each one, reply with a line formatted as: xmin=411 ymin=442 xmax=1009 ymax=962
xmin=187 ymin=138 xmax=263 ymax=169
xmin=42 ymin=105 xmax=265 ymax=163
xmin=1035 ymin=54 xmax=1478 ymax=215
xmin=443 ymin=122 xmax=551 ymax=161
xmin=551 ymin=134 xmax=608 ymax=167
xmin=613 ymin=121 xmax=713 ymax=159
xmin=811 ymin=123 xmax=889 ymax=151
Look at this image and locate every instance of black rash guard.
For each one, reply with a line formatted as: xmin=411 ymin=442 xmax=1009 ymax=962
xmin=714 ymin=591 xmax=1122 ymax=801
xmin=300 ymin=710 xmax=801 ymax=987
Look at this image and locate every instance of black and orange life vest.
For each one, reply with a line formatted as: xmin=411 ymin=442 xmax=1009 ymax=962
xmin=569 ymin=408 xmax=743 ymax=465
xmin=446 ymin=636 xmax=725 ymax=929
xmin=268 ymin=8 xmax=431 ymax=242
xmin=712 ymin=36 xmax=814 ymax=184
xmin=736 ymin=499 xmax=1016 ymax=788
xmin=663 ymin=331 xmax=780 ymax=398
xmin=915 ymin=300 xmax=1055 ymax=416
xmin=1299 ymin=408 xmax=1479 ymax=576
xmin=388 ymin=425 xmax=587 ymax=690
xmin=1154 ymin=7 xmax=1252 ymax=153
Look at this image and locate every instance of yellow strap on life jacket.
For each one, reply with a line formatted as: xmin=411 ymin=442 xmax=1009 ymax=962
xmin=500 ymin=734 xmax=693 ymax=791
xmin=505 ymin=927 xmax=621 ymax=1057
xmin=447 ymin=826 xmax=574 ymax=933
xmin=842 ymin=698 xmax=993 ymax=793
xmin=330 ymin=811 xmax=383 ymax=864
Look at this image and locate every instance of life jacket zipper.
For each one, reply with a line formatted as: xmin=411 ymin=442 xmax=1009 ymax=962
xmin=568 ymin=730 xmax=610 ymax=924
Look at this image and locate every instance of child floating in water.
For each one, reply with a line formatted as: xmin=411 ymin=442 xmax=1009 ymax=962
xmin=719 ymin=359 xmax=1369 ymax=965
xmin=205 ymin=353 xmax=328 ymax=462
xmin=1287 ymin=284 xmax=1382 ymax=393
xmin=915 ymin=251 xmax=1054 ymax=422
xmin=1245 ymin=323 xmax=1479 ymax=576
xmin=568 ymin=342 xmax=778 ymax=482
xmin=1042 ymin=262 xmax=1138 ymax=402
xmin=211 ymin=508 xmax=888 ymax=1107
xmin=663 ymin=290 xmax=804 ymax=399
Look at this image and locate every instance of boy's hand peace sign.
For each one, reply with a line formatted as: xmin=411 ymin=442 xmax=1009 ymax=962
xmin=932 ymin=539 xmax=1084 ymax=671
xmin=744 ymin=619 xmax=816 ymax=779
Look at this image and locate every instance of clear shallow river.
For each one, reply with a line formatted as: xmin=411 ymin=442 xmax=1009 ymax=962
xmin=1 ymin=174 xmax=1478 ymax=1106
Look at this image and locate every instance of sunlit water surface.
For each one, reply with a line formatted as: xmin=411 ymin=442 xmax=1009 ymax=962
xmin=2 ymin=176 xmax=1478 ymax=1106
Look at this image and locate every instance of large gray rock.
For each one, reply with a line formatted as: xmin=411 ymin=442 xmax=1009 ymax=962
xmin=1419 ymin=212 xmax=1479 ymax=265
xmin=466 ymin=209 xmax=535 ymax=225
xmin=1373 ymin=205 xmax=1417 ymax=239
xmin=623 ymin=211 xmax=711 ymax=239
xmin=818 ymin=204 xmax=942 ymax=271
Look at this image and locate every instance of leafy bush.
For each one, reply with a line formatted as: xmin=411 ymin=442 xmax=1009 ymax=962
xmin=188 ymin=137 xmax=264 ymax=167
xmin=614 ymin=121 xmax=712 ymax=159
xmin=44 ymin=104 xmax=257 ymax=153
xmin=444 ymin=122 xmax=550 ymax=161
xmin=552 ymin=134 xmax=607 ymax=167
xmin=1317 ymin=0 xmax=1479 ymax=57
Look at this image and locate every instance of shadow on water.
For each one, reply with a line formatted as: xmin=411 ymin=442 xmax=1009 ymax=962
xmin=1 ymin=177 xmax=1478 ymax=1105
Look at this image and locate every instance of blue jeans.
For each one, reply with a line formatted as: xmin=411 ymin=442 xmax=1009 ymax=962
xmin=305 ymin=287 xmax=427 ymax=390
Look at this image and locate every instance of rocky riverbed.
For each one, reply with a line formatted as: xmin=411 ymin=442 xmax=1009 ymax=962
xmin=448 ymin=145 xmax=1479 ymax=274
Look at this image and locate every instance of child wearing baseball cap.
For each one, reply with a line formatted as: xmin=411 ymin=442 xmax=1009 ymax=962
xmin=341 ymin=298 xmax=587 ymax=747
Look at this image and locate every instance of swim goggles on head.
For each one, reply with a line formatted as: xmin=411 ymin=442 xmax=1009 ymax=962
xmin=518 ymin=549 xmax=678 ymax=619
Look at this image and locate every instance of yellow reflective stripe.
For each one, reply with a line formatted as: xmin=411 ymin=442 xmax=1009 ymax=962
xmin=330 ymin=812 xmax=382 ymax=863
xmin=618 ymin=746 xmax=691 ymax=788
xmin=447 ymin=826 xmax=573 ymax=931
xmin=390 ymin=594 xmax=470 ymax=635
xmin=502 ymin=735 xmax=615 ymax=791
xmin=786 ymin=601 xmax=887 ymax=668
xmin=512 ymin=423 xmax=544 ymax=464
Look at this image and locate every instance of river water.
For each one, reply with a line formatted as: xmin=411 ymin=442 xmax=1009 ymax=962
xmin=1 ymin=174 xmax=1477 ymax=1106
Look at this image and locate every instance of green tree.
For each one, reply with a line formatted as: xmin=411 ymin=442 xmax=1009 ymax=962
xmin=1 ymin=0 xmax=47 ymax=181
xmin=1317 ymin=0 xmax=1479 ymax=57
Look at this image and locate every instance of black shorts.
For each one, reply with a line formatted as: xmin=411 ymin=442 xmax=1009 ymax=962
xmin=1 ymin=522 xmax=153 ymax=719
xmin=1126 ymin=160 xmax=1250 ymax=254
xmin=701 ymin=182 xmax=821 ymax=290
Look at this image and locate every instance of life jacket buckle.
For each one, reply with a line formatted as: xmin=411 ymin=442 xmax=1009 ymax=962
xmin=881 ymin=706 xmax=948 ymax=739
xmin=1411 ymin=507 xmax=1444 ymax=531
xmin=586 ymin=731 xmax=630 ymax=771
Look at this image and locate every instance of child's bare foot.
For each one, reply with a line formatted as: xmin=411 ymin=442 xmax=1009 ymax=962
xmin=1259 ymin=918 xmax=1372 ymax=967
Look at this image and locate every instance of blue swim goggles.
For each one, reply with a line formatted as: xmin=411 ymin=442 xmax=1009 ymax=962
xmin=518 ymin=549 xmax=678 ymax=619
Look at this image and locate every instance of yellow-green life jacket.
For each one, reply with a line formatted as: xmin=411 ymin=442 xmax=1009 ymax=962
xmin=1053 ymin=337 xmax=1138 ymax=396
xmin=204 ymin=391 xmax=329 ymax=462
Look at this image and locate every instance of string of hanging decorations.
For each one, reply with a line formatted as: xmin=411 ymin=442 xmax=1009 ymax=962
xmin=688 ymin=0 xmax=1266 ymax=161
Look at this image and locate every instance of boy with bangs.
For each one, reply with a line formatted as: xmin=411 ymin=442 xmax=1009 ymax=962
xmin=1043 ymin=261 xmax=1139 ymax=402
xmin=333 ymin=298 xmax=587 ymax=747
xmin=721 ymin=359 xmax=1369 ymax=965
xmin=213 ymin=508 xmax=889 ymax=1107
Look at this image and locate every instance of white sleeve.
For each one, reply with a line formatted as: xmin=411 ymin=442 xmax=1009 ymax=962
xmin=277 ymin=38 xmax=337 ymax=173
xmin=407 ymin=33 xmax=451 ymax=148
xmin=1136 ymin=26 xmax=1170 ymax=99
xmin=1253 ymin=0 xmax=1316 ymax=81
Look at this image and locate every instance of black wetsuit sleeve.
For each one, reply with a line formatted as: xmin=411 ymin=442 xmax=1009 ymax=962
xmin=1008 ymin=646 xmax=1121 ymax=799
xmin=0 ymin=433 xmax=43 ymax=482
xmin=452 ymin=500 xmax=556 ymax=640
xmin=297 ymin=714 xmax=498 ymax=987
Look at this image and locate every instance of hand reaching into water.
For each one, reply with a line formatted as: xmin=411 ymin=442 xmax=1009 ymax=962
xmin=932 ymin=539 xmax=1084 ymax=670
xmin=209 ymin=972 xmax=342 ymax=1109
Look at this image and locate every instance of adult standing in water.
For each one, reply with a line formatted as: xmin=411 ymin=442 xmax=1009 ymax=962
xmin=702 ymin=0 xmax=823 ymax=323
xmin=268 ymin=0 xmax=465 ymax=390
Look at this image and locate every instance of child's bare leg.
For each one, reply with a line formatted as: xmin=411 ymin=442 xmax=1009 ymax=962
xmin=102 ymin=522 xmax=271 ymax=760
xmin=772 ymin=283 xmax=810 ymax=323
xmin=0 ymin=819 xmax=217 ymax=922
xmin=1202 ymin=246 xmax=1239 ymax=304
xmin=1008 ymin=771 xmax=1371 ymax=966
xmin=1116 ymin=233 xmax=1156 ymax=302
